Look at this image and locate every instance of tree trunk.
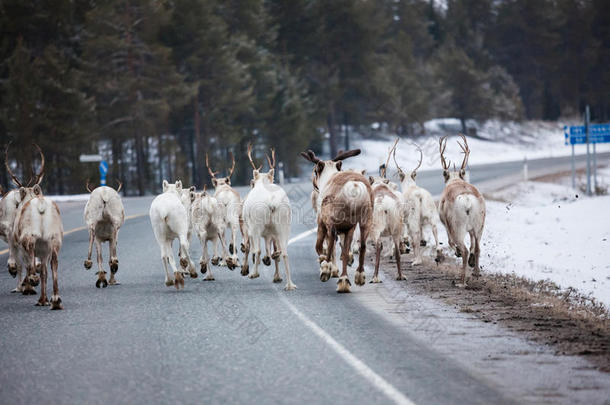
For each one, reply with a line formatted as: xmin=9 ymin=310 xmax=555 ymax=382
xmin=460 ymin=117 xmax=467 ymax=134
xmin=192 ymin=93 xmax=200 ymax=186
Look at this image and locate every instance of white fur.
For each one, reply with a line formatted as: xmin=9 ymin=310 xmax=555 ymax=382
xmin=0 ymin=190 xmax=25 ymax=292
xmin=213 ymin=184 xmax=242 ymax=267
xmin=242 ymin=169 xmax=296 ymax=290
xmin=190 ymin=191 xmax=226 ymax=280
xmin=149 ymin=180 xmax=196 ymax=288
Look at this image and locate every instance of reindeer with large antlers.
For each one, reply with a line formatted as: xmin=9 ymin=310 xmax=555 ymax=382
xmin=6 ymin=144 xmax=64 ymax=309
xmin=83 ymin=180 xmax=125 ymax=288
xmin=367 ymin=140 xmax=407 ymax=283
xmin=301 ymin=148 xmax=373 ymax=292
xmin=241 ymin=144 xmax=296 ymax=290
xmin=205 ymin=151 xmax=243 ymax=269
xmin=438 ymin=135 xmax=485 ymax=286
xmin=394 ymin=142 xmax=442 ymax=265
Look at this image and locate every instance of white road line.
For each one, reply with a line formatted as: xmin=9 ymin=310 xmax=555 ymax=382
xmin=284 ymin=228 xmax=416 ymax=405
xmin=0 ymin=213 xmax=147 ymax=256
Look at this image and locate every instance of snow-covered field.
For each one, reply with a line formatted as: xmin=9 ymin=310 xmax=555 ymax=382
xmin=347 ymin=119 xmax=610 ymax=175
xmin=482 ymin=166 xmax=610 ymax=308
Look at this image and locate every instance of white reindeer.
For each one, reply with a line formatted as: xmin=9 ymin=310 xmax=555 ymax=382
xmin=83 ymin=180 xmax=125 ymax=288
xmin=0 ymin=183 xmax=27 ymax=293
xmin=149 ymin=180 xmax=197 ymax=290
xmin=206 ymin=152 xmax=243 ymax=269
xmin=241 ymin=145 xmax=296 ymax=291
xmin=190 ymin=186 xmax=227 ymax=281
xmin=438 ymin=135 xmax=486 ymax=287
xmin=394 ymin=143 xmax=442 ymax=265
xmin=8 ymin=144 xmax=64 ymax=309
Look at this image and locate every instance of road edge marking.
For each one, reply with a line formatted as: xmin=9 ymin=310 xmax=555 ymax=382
xmin=0 ymin=213 xmax=147 ymax=256
xmin=284 ymin=227 xmax=416 ymax=405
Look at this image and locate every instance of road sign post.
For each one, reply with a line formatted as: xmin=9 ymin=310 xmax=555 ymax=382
xmin=564 ymin=113 xmax=610 ymax=193
xmin=99 ymin=160 xmax=108 ymax=186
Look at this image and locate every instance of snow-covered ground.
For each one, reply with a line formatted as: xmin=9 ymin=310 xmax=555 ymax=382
xmin=482 ymin=166 xmax=610 ymax=308
xmin=346 ymin=119 xmax=610 ymax=175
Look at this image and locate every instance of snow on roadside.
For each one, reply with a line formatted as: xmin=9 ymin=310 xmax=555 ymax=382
xmin=482 ymin=169 xmax=610 ymax=308
xmin=47 ymin=194 xmax=91 ymax=202
xmin=347 ymin=119 xmax=610 ymax=175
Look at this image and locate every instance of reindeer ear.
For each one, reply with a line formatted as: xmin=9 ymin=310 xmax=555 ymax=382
xmin=162 ymin=180 xmax=169 ymax=192
xmin=267 ymin=168 xmax=275 ymax=181
xmin=443 ymin=170 xmax=450 ymax=182
xmin=360 ymin=169 xmax=366 ymax=175
xmin=335 ymin=161 xmax=342 ymax=171
xmin=459 ymin=169 xmax=466 ymax=179
xmin=369 ymin=176 xmax=375 ymax=185
xmin=212 ymin=178 xmax=218 ymax=187
xmin=189 ymin=186 xmax=196 ymax=192
xmin=411 ymin=171 xmax=417 ymax=180
xmin=399 ymin=171 xmax=406 ymax=182
xmin=33 ymin=184 xmax=42 ymax=196
xmin=383 ymin=179 xmax=389 ymax=184
xmin=190 ymin=190 xmax=196 ymax=202
xmin=176 ymin=180 xmax=182 ymax=190
xmin=225 ymin=177 xmax=231 ymax=185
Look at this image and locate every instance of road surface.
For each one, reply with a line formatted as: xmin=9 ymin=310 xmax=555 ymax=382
xmin=0 ymin=154 xmax=608 ymax=404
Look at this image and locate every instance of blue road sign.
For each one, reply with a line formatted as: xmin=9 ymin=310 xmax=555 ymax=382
xmin=564 ymin=124 xmax=610 ymax=145
xmin=99 ymin=160 xmax=108 ymax=186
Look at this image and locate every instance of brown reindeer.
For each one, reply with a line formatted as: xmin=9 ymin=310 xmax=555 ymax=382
xmin=301 ymin=149 xmax=373 ymax=293
xmin=8 ymin=144 xmax=64 ymax=309
xmin=438 ymin=135 xmax=486 ymax=287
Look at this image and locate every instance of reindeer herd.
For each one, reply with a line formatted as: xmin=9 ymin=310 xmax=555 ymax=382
xmin=0 ymin=135 xmax=485 ymax=310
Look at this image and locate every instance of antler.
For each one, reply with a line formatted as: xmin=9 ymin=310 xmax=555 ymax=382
xmin=266 ymin=148 xmax=276 ymax=169
xmin=300 ymin=149 xmax=322 ymax=164
xmin=205 ymin=153 xmax=219 ymax=178
xmin=457 ymin=134 xmax=470 ymax=171
xmin=392 ymin=145 xmax=404 ymax=176
xmin=4 ymin=144 xmax=23 ymax=188
xmin=227 ymin=152 xmax=236 ymax=178
xmin=439 ymin=136 xmax=450 ymax=171
xmin=332 ymin=149 xmax=361 ymax=162
xmin=411 ymin=143 xmax=423 ymax=175
xmin=85 ymin=179 xmax=95 ymax=193
xmin=380 ymin=139 xmax=399 ymax=178
xmin=115 ymin=179 xmax=123 ymax=193
xmin=31 ymin=143 xmax=45 ymax=185
xmin=247 ymin=143 xmax=262 ymax=170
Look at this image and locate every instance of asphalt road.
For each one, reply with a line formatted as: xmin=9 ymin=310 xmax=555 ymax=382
xmin=0 ymin=154 xmax=607 ymax=405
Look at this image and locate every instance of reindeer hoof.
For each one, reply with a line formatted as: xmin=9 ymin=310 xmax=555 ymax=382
xmin=50 ymin=295 xmax=63 ymax=310
xmin=8 ymin=263 xmax=18 ymax=277
xmin=435 ymin=251 xmax=444 ymax=263
xmin=10 ymin=287 xmax=22 ymax=293
xmin=180 ymin=257 xmax=189 ymax=269
xmin=330 ymin=263 xmax=339 ymax=278
xmin=262 ymin=256 xmax=271 ymax=266
xmin=36 ymin=297 xmax=50 ymax=306
xmin=109 ymin=260 xmax=119 ymax=273
xmin=174 ymin=271 xmax=184 ymax=290
xmin=211 ymin=257 xmax=220 ymax=266
xmin=22 ymin=284 xmax=37 ymax=295
xmin=468 ymin=253 xmax=476 ymax=268
xmin=319 ymin=262 xmax=331 ymax=282
xmin=27 ymin=274 xmax=40 ymax=287
xmin=108 ymin=279 xmax=120 ymax=285
xmin=271 ymin=251 xmax=281 ymax=261
xmin=396 ymin=274 xmax=407 ymax=281
xmin=96 ymin=278 xmax=108 ymax=289
xmin=200 ymin=262 xmax=207 ymax=274
xmin=240 ymin=243 xmax=246 ymax=253
xmin=472 ymin=268 xmax=481 ymax=278
xmin=354 ymin=271 xmax=366 ymax=286
xmin=284 ymin=282 xmax=297 ymax=291
xmin=370 ymin=276 xmax=382 ymax=283
xmin=420 ymin=240 xmax=427 ymax=247
xmin=273 ymin=275 xmax=283 ymax=283
xmin=189 ymin=270 xmax=198 ymax=279
xmin=241 ymin=264 xmax=249 ymax=276
xmin=204 ymin=274 xmax=215 ymax=281
xmin=336 ymin=276 xmax=351 ymax=293
xmin=248 ymin=272 xmax=260 ymax=279
xmin=165 ymin=279 xmax=175 ymax=287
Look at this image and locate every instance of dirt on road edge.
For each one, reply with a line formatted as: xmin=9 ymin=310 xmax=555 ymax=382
xmin=378 ymin=255 xmax=610 ymax=372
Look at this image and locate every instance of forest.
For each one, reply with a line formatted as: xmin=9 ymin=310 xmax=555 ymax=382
xmin=1 ymin=0 xmax=609 ymax=195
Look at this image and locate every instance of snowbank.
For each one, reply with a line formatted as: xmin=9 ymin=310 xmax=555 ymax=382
xmin=346 ymin=119 xmax=610 ymax=175
xmin=483 ymin=169 xmax=610 ymax=307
